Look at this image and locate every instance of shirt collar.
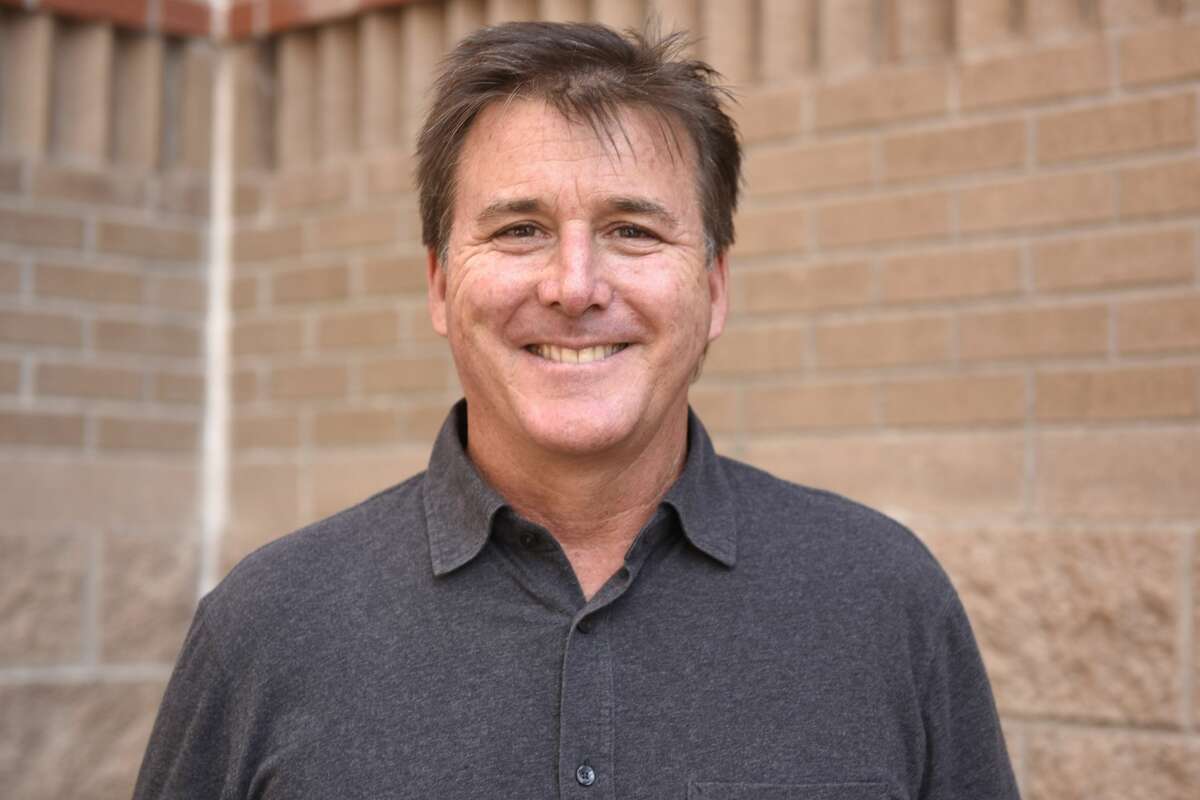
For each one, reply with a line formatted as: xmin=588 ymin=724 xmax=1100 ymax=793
xmin=422 ymin=400 xmax=738 ymax=576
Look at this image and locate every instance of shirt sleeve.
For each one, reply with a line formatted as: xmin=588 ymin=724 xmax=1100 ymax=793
xmin=132 ymin=602 xmax=244 ymax=800
xmin=917 ymin=588 xmax=1021 ymax=800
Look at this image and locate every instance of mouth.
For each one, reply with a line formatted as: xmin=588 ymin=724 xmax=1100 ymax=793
xmin=524 ymin=343 xmax=629 ymax=364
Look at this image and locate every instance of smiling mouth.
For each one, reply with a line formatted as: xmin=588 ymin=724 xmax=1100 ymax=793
xmin=525 ymin=344 xmax=629 ymax=364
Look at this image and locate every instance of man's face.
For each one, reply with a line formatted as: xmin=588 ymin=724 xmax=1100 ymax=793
xmin=427 ymin=99 xmax=728 ymax=461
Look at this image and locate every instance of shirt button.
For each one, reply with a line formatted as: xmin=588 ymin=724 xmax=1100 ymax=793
xmin=576 ymin=619 xmax=592 ymax=634
xmin=519 ymin=532 xmax=538 ymax=549
xmin=575 ymin=764 xmax=596 ymax=786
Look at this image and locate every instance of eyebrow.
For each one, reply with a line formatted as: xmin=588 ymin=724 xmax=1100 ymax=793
xmin=474 ymin=195 xmax=681 ymax=230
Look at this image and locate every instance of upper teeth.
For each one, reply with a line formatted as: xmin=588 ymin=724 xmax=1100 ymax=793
xmin=528 ymin=344 xmax=626 ymax=364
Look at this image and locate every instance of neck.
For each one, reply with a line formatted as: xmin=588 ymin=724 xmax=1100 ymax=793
xmin=466 ymin=406 xmax=690 ymax=598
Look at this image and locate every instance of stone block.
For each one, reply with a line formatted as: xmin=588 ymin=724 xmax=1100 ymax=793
xmin=813 ymin=315 xmax=952 ymax=369
xmin=959 ymin=172 xmax=1114 ymax=234
xmin=1037 ymin=428 xmax=1200 ymax=516
xmin=744 ymin=381 xmax=877 ymax=432
xmin=961 ymin=41 xmax=1109 ymax=110
xmin=1036 ymin=366 xmax=1197 ymax=421
xmin=960 ymin=305 xmax=1109 ymax=362
xmin=881 ymin=246 xmax=1022 ymax=304
xmin=1037 ymin=93 xmax=1195 ymax=164
xmin=1033 ymin=228 xmax=1194 ymax=292
xmin=1119 ymin=157 xmax=1200 ymax=219
xmin=883 ymin=119 xmax=1026 ymax=183
xmin=738 ymin=261 xmax=873 ymax=314
xmin=883 ymin=374 xmax=1026 ymax=427
xmin=815 ymin=65 xmax=947 ymax=130
xmin=1116 ymin=293 xmax=1200 ymax=354
xmin=922 ymin=528 xmax=1182 ymax=725
xmin=0 ymin=531 xmax=86 ymax=665
xmin=817 ymin=190 xmax=951 ymax=248
xmin=100 ymin=532 xmax=197 ymax=663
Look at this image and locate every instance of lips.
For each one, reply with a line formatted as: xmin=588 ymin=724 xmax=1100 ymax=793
xmin=525 ymin=343 xmax=629 ymax=364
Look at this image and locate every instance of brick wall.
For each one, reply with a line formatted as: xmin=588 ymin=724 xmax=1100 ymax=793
xmin=4 ymin=0 xmax=1200 ymax=796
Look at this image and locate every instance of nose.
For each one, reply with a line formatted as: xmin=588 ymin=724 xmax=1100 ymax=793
xmin=536 ymin=225 xmax=612 ymax=316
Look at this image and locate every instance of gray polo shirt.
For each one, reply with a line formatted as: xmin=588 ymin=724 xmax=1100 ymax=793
xmin=134 ymin=401 xmax=1019 ymax=800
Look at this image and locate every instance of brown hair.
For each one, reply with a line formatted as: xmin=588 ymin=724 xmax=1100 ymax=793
xmin=416 ymin=21 xmax=742 ymax=263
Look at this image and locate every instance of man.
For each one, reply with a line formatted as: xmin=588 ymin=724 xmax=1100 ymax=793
xmin=135 ymin=22 xmax=1019 ymax=800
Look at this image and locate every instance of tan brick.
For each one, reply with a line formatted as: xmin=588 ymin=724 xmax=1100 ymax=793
xmin=272 ymin=263 xmax=349 ymax=305
xmin=745 ymin=381 xmax=876 ymax=431
xmin=0 ymin=458 xmax=196 ymax=529
xmin=923 ymin=529 xmax=1181 ymax=724
xmin=0 ymin=260 xmax=21 ymax=293
xmin=882 ymin=246 xmax=1022 ymax=304
xmin=232 ymin=318 xmax=304 ymax=355
xmin=687 ymin=385 xmax=739 ymax=434
xmin=317 ymin=309 xmax=399 ymax=349
xmin=1027 ymin=729 xmax=1200 ymax=800
xmin=34 ymin=262 xmax=143 ymax=305
xmin=399 ymin=401 xmax=448 ymax=441
xmin=814 ymin=315 xmax=952 ymax=368
xmin=269 ymin=363 xmax=348 ymax=399
xmin=817 ymin=0 xmax=872 ymax=74
xmin=955 ymin=0 xmax=1020 ymax=51
xmin=1037 ymin=366 xmax=1197 ymax=421
xmin=272 ymin=166 xmax=351 ymax=211
xmin=818 ymin=190 xmax=951 ymax=248
xmin=313 ymin=408 xmax=402 ymax=446
xmin=404 ymin=304 xmax=445 ymax=343
xmin=361 ymin=355 xmax=450 ymax=393
xmin=1034 ymin=228 xmax=1194 ymax=292
xmin=100 ymin=532 xmax=195 ymax=662
xmin=1120 ymin=158 xmax=1200 ymax=218
xmin=365 ymin=153 xmax=417 ymax=196
xmin=0 ymin=359 xmax=19 ymax=394
xmin=311 ymin=209 xmax=397 ymax=251
xmin=744 ymin=138 xmax=874 ymax=196
xmin=701 ymin=0 xmax=757 ymax=82
xmin=30 ymin=164 xmax=144 ymax=207
xmin=232 ymin=369 xmax=258 ymax=404
xmin=95 ymin=319 xmax=200 ymax=357
xmin=234 ymin=180 xmax=263 ymax=217
xmin=154 ymin=371 xmax=204 ymax=404
xmin=224 ymin=463 xmax=302 ymax=572
xmin=233 ymin=413 xmax=302 ymax=450
xmin=0 ymin=682 xmax=165 ymax=800
xmin=97 ymin=220 xmax=201 ymax=262
xmin=0 ymin=159 xmax=22 ymax=194
xmin=231 ymin=275 xmax=259 ymax=310
xmin=1038 ymin=93 xmax=1195 ymax=164
xmin=1039 ymin=428 xmax=1200 ymax=515
xmin=233 ymin=223 xmax=305 ymax=263
xmin=959 ymin=172 xmax=1114 ymax=234
xmin=961 ymin=41 xmax=1109 ymax=110
xmin=0 ymin=208 xmax=85 ymax=249
xmin=0 ymin=310 xmax=83 ymax=347
xmin=1028 ymin=0 xmax=1097 ymax=39
xmin=147 ymin=275 xmax=206 ymax=313
xmin=735 ymin=86 xmax=805 ymax=144
xmin=885 ymin=374 xmax=1025 ymax=426
xmin=98 ymin=417 xmax=198 ymax=451
xmin=760 ymin=0 xmax=815 ymax=78
xmin=1116 ymin=293 xmax=1200 ymax=354
xmin=308 ymin=448 xmax=430 ymax=519
xmin=37 ymin=362 xmax=143 ymax=401
xmin=739 ymin=262 xmax=873 ymax=313
xmin=815 ymin=65 xmax=947 ymax=130
xmin=1100 ymin=0 xmax=1171 ymax=26
xmin=0 ymin=411 xmax=85 ymax=447
xmin=1120 ymin=22 xmax=1200 ymax=86
xmin=883 ymin=120 xmax=1026 ymax=183
xmin=961 ymin=305 xmax=1108 ymax=362
xmin=0 ymin=532 xmax=85 ymax=664
xmin=705 ymin=325 xmax=807 ymax=375
xmin=362 ymin=254 xmax=428 ymax=294
xmin=744 ymin=431 xmax=1025 ymax=514
xmin=733 ymin=205 xmax=808 ymax=257
xmin=155 ymin=174 xmax=209 ymax=217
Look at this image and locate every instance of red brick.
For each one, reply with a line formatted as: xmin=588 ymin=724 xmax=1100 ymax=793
xmin=815 ymin=65 xmax=947 ymax=130
xmin=1116 ymin=293 xmax=1200 ymax=354
xmin=0 ymin=310 xmax=83 ymax=347
xmin=34 ymin=263 xmax=143 ymax=305
xmin=961 ymin=41 xmax=1109 ymax=110
xmin=1033 ymin=228 xmax=1194 ymax=292
xmin=271 ymin=166 xmax=351 ymax=211
xmin=313 ymin=408 xmax=402 ymax=446
xmin=814 ymin=315 xmax=952 ymax=368
xmin=232 ymin=319 xmax=304 ymax=355
xmin=881 ymin=246 xmax=1022 ymax=304
xmin=317 ymin=309 xmax=400 ymax=349
xmin=959 ymin=172 xmax=1113 ymax=234
xmin=37 ymin=362 xmax=143 ymax=400
xmin=97 ymin=220 xmax=201 ymax=262
xmin=739 ymin=261 xmax=873 ymax=313
xmin=745 ymin=381 xmax=876 ymax=431
xmin=883 ymin=120 xmax=1026 ymax=183
xmin=1120 ymin=22 xmax=1200 ymax=86
xmin=1038 ymin=94 xmax=1195 ymax=164
xmin=960 ymin=305 xmax=1109 ymax=362
xmin=233 ymin=414 xmax=301 ymax=450
xmin=233 ymin=224 xmax=305 ymax=263
xmin=98 ymin=417 xmax=197 ymax=451
xmin=0 ymin=209 xmax=85 ymax=249
xmin=0 ymin=411 xmax=84 ymax=447
xmin=360 ymin=356 xmax=450 ymax=393
xmin=272 ymin=264 xmax=348 ymax=305
xmin=94 ymin=320 xmax=199 ymax=356
xmin=311 ymin=209 xmax=397 ymax=251
xmin=817 ymin=190 xmax=951 ymax=248
xmin=1037 ymin=366 xmax=1197 ymax=421
xmin=30 ymin=164 xmax=144 ymax=207
xmin=269 ymin=363 xmax=348 ymax=399
xmin=705 ymin=325 xmax=807 ymax=375
xmin=744 ymin=138 xmax=874 ymax=195
xmin=884 ymin=374 xmax=1026 ymax=426
xmin=362 ymin=254 xmax=428 ymax=295
xmin=1119 ymin=158 xmax=1200 ymax=218
xmin=735 ymin=86 xmax=805 ymax=144
xmin=734 ymin=205 xmax=808 ymax=257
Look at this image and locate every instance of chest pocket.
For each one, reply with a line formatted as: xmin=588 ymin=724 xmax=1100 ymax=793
xmin=689 ymin=782 xmax=891 ymax=800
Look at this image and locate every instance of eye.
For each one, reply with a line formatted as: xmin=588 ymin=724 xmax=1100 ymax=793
xmin=497 ymin=223 xmax=541 ymax=239
xmin=613 ymin=224 xmax=658 ymax=241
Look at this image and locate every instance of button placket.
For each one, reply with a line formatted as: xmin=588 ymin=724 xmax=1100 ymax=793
xmin=557 ymin=615 xmax=614 ymax=799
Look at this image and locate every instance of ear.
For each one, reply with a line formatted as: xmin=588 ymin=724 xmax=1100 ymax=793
xmin=426 ymin=248 xmax=448 ymax=338
xmin=706 ymin=251 xmax=729 ymax=343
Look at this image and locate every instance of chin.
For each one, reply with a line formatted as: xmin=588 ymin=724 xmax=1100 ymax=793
xmin=518 ymin=400 xmax=645 ymax=457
